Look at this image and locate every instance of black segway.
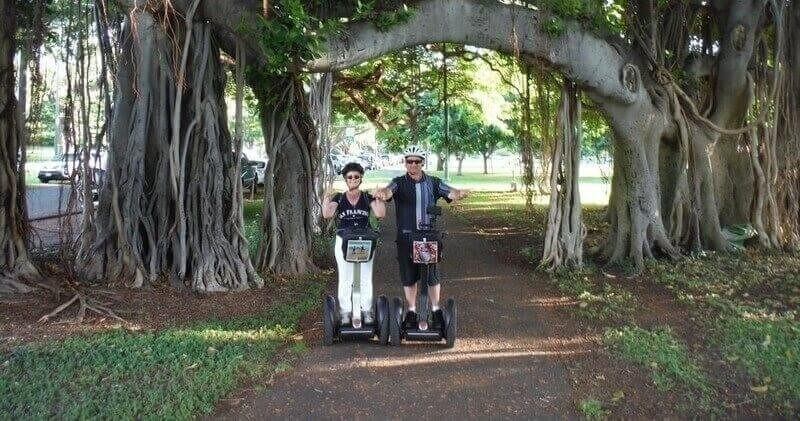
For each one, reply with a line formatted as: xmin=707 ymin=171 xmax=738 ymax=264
xmin=323 ymin=227 xmax=390 ymax=345
xmin=389 ymin=206 xmax=457 ymax=348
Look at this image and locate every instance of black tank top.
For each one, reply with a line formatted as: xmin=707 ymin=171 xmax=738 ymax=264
xmin=333 ymin=192 xmax=374 ymax=230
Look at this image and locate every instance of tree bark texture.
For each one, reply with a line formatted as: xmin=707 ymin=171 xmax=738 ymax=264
xmin=76 ymin=11 xmax=260 ymax=291
xmin=520 ymin=66 xmax=536 ymax=207
xmin=766 ymin=0 xmax=800 ymax=250
xmin=541 ymin=83 xmax=584 ymax=269
xmin=251 ymin=75 xmax=318 ymax=275
xmin=0 ymin=0 xmax=37 ymax=292
xmin=308 ymin=72 xmax=334 ymax=233
xmin=707 ymin=1 xmax=764 ymax=228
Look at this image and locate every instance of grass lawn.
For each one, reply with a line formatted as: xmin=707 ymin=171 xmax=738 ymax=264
xmin=647 ymin=254 xmax=800 ymax=412
xmin=243 ymin=200 xmax=264 ymax=259
xmin=0 ymin=276 xmax=323 ymax=419
xmin=25 ymin=173 xmax=42 ymax=186
xmin=1 ymin=202 xmax=327 ymax=419
xmin=453 ymin=191 xmax=800 ymax=416
xmin=605 ymin=326 xmax=714 ymax=410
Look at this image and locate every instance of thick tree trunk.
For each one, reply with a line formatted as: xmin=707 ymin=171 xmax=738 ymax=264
xmin=15 ymin=49 xmax=29 ymax=224
xmin=252 ymin=75 xmax=318 ymax=275
xmin=708 ymin=1 xmax=764 ymax=228
xmin=774 ymin=0 xmax=800 ymax=249
xmin=482 ymin=153 xmax=489 ymax=175
xmin=76 ymin=11 xmax=260 ymax=291
xmin=1 ymin=0 xmax=37 ymax=292
xmin=17 ymin=50 xmax=27 ymax=122
xmin=599 ymin=87 xmax=679 ymax=269
xmin=664 ymin=0 xmax=766 ymax=251
xmin=541 ymin=83 xmax=584 ymax=269
xmin=456 ymin=155 xmax=464 ymax=176
xmin=308 ymin=72 xmax=334 ymax=233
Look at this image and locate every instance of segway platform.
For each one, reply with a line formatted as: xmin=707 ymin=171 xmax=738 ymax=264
xmin=323 ymin=294 xmax=390 ymax=345
xmin=389 ymin=296 xmax=457 ymax=347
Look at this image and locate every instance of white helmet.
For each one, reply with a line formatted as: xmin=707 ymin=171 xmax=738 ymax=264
xmin=403 ymin=144 xmax=427 ymax=161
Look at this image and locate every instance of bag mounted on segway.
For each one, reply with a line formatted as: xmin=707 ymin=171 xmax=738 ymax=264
xmin=339 ymin=228 xmax=379 ymax=263
xmin=411 ymin=231 xmax=441 ymax=264
xmin=412 ymin=240 xmax=439 ymax=264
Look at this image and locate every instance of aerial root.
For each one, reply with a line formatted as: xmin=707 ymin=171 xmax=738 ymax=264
xmin=39 ymin=289 xmax=128 ymax=324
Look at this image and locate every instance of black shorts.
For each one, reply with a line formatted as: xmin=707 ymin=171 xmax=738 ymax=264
xmin=396 ymin=235 xmax=441 ymax=287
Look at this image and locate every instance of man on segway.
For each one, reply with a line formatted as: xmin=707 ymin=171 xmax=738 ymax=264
xmin=373 ymin=145 xmax=469 ymax=333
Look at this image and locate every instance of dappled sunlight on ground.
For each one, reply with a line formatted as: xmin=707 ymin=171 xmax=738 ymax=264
xmin=182 ymin=326 xmax=293 ymax=343
xmin=460 ymin=228 xmax=529 ymax=238
xmin=314 ymin=335 xmax=601 ymax=372
xmin=523 ymin=296 xmax=582 ymax=308
xmin=449 ymin=275 xmax=498 ymax=282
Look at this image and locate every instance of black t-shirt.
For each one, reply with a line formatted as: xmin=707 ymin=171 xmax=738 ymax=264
xmin=386 ymin=173 xmax=452 ymax=235
xmin=333 ymin=192 xmax=374 ymax=230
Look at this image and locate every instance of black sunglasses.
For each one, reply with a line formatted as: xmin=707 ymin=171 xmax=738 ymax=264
xmin=405 ymin=159 xmax=423 ymax=165
xmin=346 ymin=174 xmax=362 ymax=180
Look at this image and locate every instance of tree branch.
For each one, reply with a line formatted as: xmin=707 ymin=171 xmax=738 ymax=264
xmin=307 ymin=0 xmax=638 ymax=104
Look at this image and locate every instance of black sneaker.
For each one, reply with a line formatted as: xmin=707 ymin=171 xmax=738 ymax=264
xmin=431 ymin=309 xmax=445 ymax=332
xmin=403 ymin=311 xmax=418 ymax=330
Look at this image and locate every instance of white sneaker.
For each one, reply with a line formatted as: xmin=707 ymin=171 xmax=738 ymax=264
xmin=363 ymin=312 xmax=375 ymax=325
xmin=352 ymin=317 xmax=362 ymax=329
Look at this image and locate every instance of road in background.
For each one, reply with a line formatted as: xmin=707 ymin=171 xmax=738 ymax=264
xmin=26 ymin=184 xmax=75 ymax=220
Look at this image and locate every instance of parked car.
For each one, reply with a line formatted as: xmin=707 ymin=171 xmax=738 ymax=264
xmin=38 ymin=151 xmax=107 ymax=188
xmin=241 ymin=157 xmax=257 ymax=189
xmin=247 ymin=160 xmax=267 ymax=185
xmin=37 ymin=164 xmax=70 ymax=183
xmin=329 ymin=152 xmax=347 ymax=174
xmin=37 ymin=153 xmax=78 ymax=183
xmin=357 ymin=153 xmax=375 ymax=170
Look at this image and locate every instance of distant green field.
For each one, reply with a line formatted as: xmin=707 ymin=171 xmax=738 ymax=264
xmin=331 ymin=169 xmax=611 ymax=205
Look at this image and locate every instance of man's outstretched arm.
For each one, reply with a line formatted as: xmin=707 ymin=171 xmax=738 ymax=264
xmin=447 ymin=188 xmax=470 ymax=202
xmin=438 ymin=179 xmax=469 ymax=202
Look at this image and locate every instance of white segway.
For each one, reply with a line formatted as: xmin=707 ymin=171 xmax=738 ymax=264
xmin=323 ymin=227 xmax=390 ymax=345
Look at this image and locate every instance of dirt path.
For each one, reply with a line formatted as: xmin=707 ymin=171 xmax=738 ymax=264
xmin=213 ymin=206 xmax=590 ymax=418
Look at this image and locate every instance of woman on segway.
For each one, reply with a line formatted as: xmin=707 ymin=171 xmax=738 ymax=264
xmin=322 ymin=162 xmax=386 ymax=329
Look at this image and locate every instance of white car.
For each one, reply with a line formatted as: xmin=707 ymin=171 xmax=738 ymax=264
xmin=38 ymin=151 xmax=107 ymax=185
xmin=248 ymin=160 xmax=267 ymax=185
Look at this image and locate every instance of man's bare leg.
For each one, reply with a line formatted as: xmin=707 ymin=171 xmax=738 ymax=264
xmin=429 ymin=283 xmax=441 ymax=309
xmin=403 ymin=284 xmax=421 ymax=329
xmin=403 ymin=284 xmax=417 ymax=311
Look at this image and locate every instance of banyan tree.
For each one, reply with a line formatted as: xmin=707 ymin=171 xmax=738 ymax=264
xmin=3 ymin=0 xmax=799 ymax=292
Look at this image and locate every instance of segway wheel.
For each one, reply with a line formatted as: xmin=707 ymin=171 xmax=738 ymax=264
xmin=323 ymin=295 xmax=337 ymax=346
xmin=444 ymin=298 xmax=457 ymax=348
xmin=376 ymin=295 xmax=390 ymax=345
xmin=389 ymin=297 xmax=403 ymax=346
